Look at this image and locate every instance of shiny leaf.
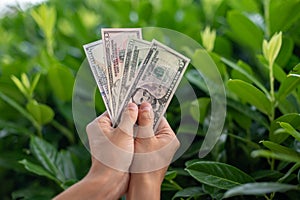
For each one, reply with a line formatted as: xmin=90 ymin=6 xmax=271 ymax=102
xmin=185 ymin=161 xmax=254 ymax=190
xmin=223 ymin=182 xmax=298 ymax=198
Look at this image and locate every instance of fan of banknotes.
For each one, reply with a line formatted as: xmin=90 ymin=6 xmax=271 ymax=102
xmin=83 ymin=28 xmax=190 ymax=130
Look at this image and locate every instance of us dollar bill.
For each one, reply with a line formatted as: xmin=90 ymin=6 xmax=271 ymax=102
xmin=83 ymin=40 xmax=112 ymax=118
xmin=116 ymin=39 xmax=190 ymax=130
xmin=102 ymin=28 xmax=142 ymax=119
xmin=117 ymin=38 xmax=151 ymax=112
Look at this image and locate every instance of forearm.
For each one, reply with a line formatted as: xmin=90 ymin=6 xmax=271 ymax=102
xmin=127 ymin=173 xmax=163 ymax=200
xmin=54 ymin=169 xmax=129 ymax=200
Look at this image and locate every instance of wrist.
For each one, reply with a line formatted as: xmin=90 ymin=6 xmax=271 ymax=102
xmin=84 ymin=164 xmax=130 ymax=199
xmin=130 ymin=171 xmax=164 ymax=186
xmin=127 ymin=172 xmax=163 ymax=200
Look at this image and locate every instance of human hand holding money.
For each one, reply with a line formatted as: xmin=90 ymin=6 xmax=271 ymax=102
xmin=84 ymin=28 xmax=190 ymax=130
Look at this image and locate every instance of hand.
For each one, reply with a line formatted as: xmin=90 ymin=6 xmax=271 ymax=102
xmin=86 ymin=102 xmax=138 ymax=173
xmin=54 ymin=103 xmax=138 ymax=200
xmin=127 ymin=102 xmax=180 ymax=200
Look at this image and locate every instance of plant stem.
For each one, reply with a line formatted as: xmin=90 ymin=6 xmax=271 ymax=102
xmin=269 ymin=61 xmax=275 ymax=121
xmin=278 ymin=163 xmax=300 ymax=183
xmin=169 ymin=179 xmax=183 ymax=190
xmin=264 ymin=0 xmax=271 ymax=38
xmin=37 ymin=126 xmax=43 ymax=138
xmin=228 ymin=133 xmax=260 ymax=149
xmin=51 ymin=120 xmax=75 ymax=144
xmin=270 ymin=192 xmax=275 ymax=200
xmin=47 ymin=38 xmax=54 ymax=56
xmin=270 ymin=157 xmax=275 ymax=171
xmin=264 ymin=194 xmax=271 ymax=200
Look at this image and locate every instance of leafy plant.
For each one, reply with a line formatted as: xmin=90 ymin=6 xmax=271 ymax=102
xmin=0 ymin=0 xmax=300 ymax=199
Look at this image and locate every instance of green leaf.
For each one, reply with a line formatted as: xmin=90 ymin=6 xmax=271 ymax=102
xmin=201 ymin=26 xmax=216 ymax=52
xmin=185 ymin=161 xmax=254 ymax=190
xmin=227 ymin=98 xmax=269 ymax=128
xmin=208 ymin=52 xmax=229 ymax=80
xmin=26 ymin=100 xmax=54 ymax=125
xmin=30 ymin=135 xmax=65 ymax=182
xmin=29 ymin=136 xmax=77 ymax=186
xmin=276 ymin=36 xmax=294 ymax=67
xmin=270 ymin=113 xmax=300 ymax=143
xmin=47 ymin=64 xmax=74 ymax=102
xmin=165 ymin=170 xmax=177 ymax=181
xmin=277 ymin=64 xmax=300 ymax=100
xmin=0 ymin=120 xmax=32 ymax=137
xmin=161 ymin=182 xmax=181 ymax=191
xmin=31 ymin=4 xmax=56 ymax=41
xmin=56 ymin=150 xmax=77 ymax=181
xmin=11 ymin=182 xmax=55 ymax=200
xmin=11 ymin=75 xmax=28 ymax=98
xmin=0 ymin=151 xmax=30 ymax=172
xmin=278 ymin=163 xmax=300 ymax=183
xmin=278 ymin=95 xmax=300 ymax=115
xmin=229 ymin=109 xmax=252 ymax=130
xmin=227 ymin=79 xmax=272 ymax=115
xmin=0 ymin=90 xmax=40 ymax=132
xmin=268 ymin=32 xmax=282 ymax=65
xmin=21 ymin=73 xmax=30 ymax=90
xmin=251 ymin=149 xmax=300 ymax=163
xmin=262 ymin=40 xmax=268 ymax=63
xmin=269 ymin=0 xmax=300 ymax=35
xmin=279 ymin=122 xmax=300 ymax=141
xmin=261 ymin=140 xmax=300 ymax=158
xmin=251 ymin=170 xmax=283 ymax=181
xmin=19 ymin=159 xmax=58 ymax=183
xmin=190 ymin=97 xmax=210 ymax=124
xmin=201 ymin=0 xmax=223 ymax=24
xmin=263 ymin=32 xmax=282 ymax=65
xmin=226 ymin=10 xmax=263 ymax=52
xmin=29 ymin=73 xmax=41 ymax=97
xmin=189 ymin=50 xmax=227 ymax=158
xmin=172 ymin=187 xmax=204 ymax=200
xmin=223 ymin=182 xmax=298 ymax=198
xmin=226 ymin=0 xmax=260 ymax=12
xmin=202 ymin=184 xmax=223 ymax=200
xmin=230 ymin=60 xmax=254 ymax=83
xmin=185 ymin=69 xmax=208 ymax=93
xmin=221 ymin=57 xmax=269 ymax=95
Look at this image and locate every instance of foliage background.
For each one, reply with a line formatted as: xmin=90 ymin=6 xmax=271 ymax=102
xmin=0 ymin=0 xmax=300 ymax=199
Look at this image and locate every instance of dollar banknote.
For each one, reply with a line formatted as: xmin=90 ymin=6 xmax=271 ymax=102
xmin=116 ymin=39 xmax=190 ymax=130
xmin=83 ymin=40 xmax=112 ymax=118
xmin=102 ymin=28 xmax=142 ymax=119
xmin=117 ymin=38 xmax=151 ymax=112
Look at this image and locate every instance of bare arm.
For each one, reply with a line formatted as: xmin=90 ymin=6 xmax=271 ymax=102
xmin=127 ymin=102 xmax=180 ymax=200
xmin=54 ymin=103 xmax=139 ymax=200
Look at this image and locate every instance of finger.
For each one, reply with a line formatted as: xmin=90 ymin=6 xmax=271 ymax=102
xmin=157 ymin=117 xmax=171 ymax=130
xmin=118 ymin=103 xmax=138 ymax=136
xmin=87 ymin=110 xmax=135 ymax=172
xmin=86 ymin=112 xmax=107 ymax=134
xmin=97 ymin=111 xmax=112 ymax=127
xmin=136 ymin=102 xmax=155 ymax=138
xmin=155 ymin=117 xmax=174 ymax=136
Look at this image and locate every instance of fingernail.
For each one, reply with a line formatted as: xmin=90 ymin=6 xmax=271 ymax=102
xmin=141 ymin=105 xmax=151 ymax=112
xmin=128 ymin=103 xmax=137 ymax=110
xmin=141 ymin=106 xmax=152 ymax=119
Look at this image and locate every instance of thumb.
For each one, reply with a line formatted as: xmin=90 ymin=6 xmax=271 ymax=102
xmin=118 ymin=103 xmax=138 ymax=135
xmin=136 ymin=102 xmax=155 ymax=138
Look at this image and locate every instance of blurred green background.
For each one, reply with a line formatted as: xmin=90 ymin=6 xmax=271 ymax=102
xmin=1 ymin=0 xmax=300 ymax=199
